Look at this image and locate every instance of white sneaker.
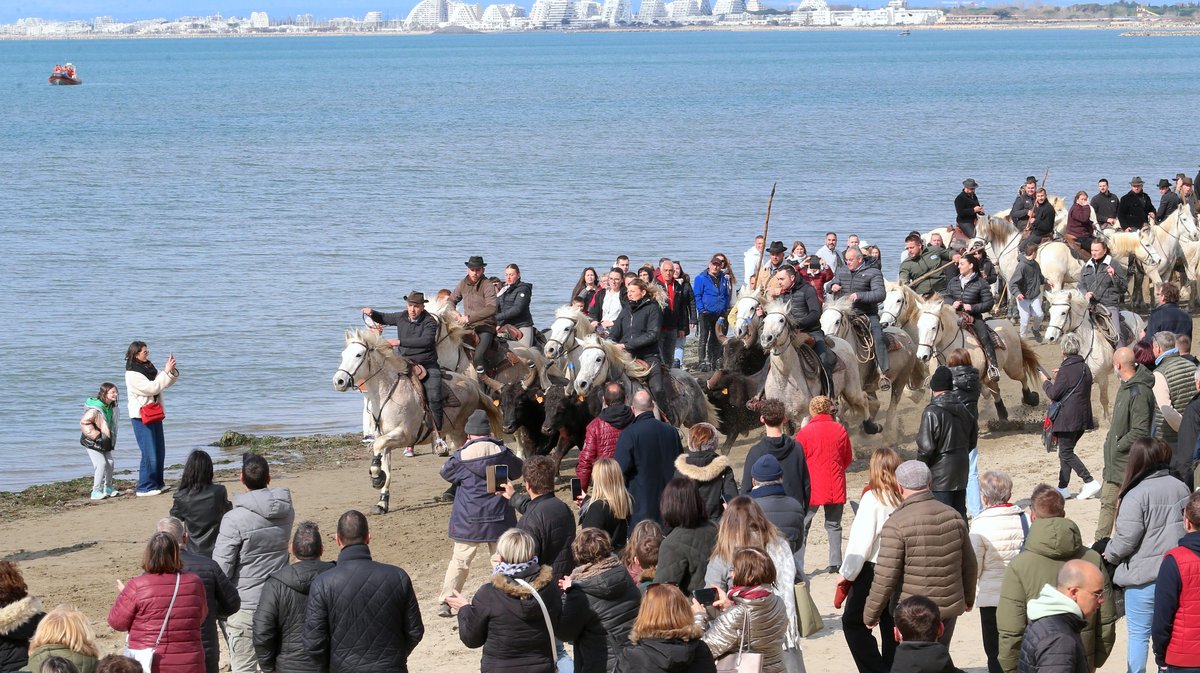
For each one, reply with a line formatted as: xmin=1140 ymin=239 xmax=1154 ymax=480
xmin=136 ymin=489 xmax=163 ymax=497
xmin=1077 ymin=480 xmax=1102 ymax=500
xmin=403 ymin=447 xmax=415 ymax=458
xmin=1056 ymin=487 xmax=1072 ymax=500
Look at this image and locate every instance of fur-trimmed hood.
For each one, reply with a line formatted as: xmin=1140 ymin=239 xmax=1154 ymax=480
xmin=0 ymin=596 xmax=42 ymax=636
xmin=490 ymin=565 xmax=554 ymax=599
xmin=674 ymin=451 xmax=730 ymax=483
xmin=630 ymin=623 xmax=703 ymax=644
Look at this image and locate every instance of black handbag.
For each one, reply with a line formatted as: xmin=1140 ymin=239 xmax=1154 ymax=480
xmin=81 ymin=433 xmax=113 ymax=452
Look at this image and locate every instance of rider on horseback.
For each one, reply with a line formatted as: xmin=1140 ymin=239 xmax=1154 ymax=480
xmin=1079 ymin=240 xmax=1125 ymax=340
xmin=827 ymin=247 xmax=890 ymax=390
xmin=1020 ymin=187 xmax=1056 ymax=252
xmin=450 ymin=255 xmax=499 ymax=377
xmin=899 ymin=232 xmax=953 ymax=298
xmin=363 ymin=291 xmax=448 ymax=456
xmin=946 ymin=255 xmax=1000 ymax=381
xmin=954 ymin=177 xmax=984 ymax=239
xmin=769 ymin=265 xmax=834 ymax=388
xmin=607 ymin=278 xmax=672 ymax=424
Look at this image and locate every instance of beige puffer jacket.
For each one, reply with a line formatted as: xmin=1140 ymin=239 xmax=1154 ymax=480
xmin=969 ymin=504 xmax=1027 ymax=608
xmin=701 ymin=591 xmax=789 ymax=673
xmin=863 ymin=491 xmax=977 ymax=625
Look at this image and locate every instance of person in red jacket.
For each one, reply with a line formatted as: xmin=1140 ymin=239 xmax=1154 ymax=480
xmin=108 ymin=532 xmax=208 ymax=673
xmin=1153 ymin=489 xmax=1200 ymax=671
xmin=576 ymin=382 xmax=634 ymax=491
xmin=794 ymin=395 xmax=853 ymax=575
xmin=800 ymin=256 xmax=834 ymax=307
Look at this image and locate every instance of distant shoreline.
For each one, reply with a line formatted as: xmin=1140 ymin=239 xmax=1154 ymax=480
xmin=5 ymin=20 xmax=1200 ymax=41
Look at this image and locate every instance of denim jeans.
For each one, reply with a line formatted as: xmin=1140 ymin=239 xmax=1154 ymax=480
xmin=1125 ymin=581 xmax=1155 ymax=673
xmin=967 ymin=447 xmax=982 ymax=517
xmin=130 ymin=418 xmax=166 ymax=493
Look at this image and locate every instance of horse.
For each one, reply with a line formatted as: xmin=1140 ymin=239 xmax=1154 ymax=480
xmin=730 ymin=288 xmax=767 ymax=341
xmin=926 ymin=195 xmax=1066 ymax=253
xmin=426 ymin=300 xmax=551 ymax=388
xmin=333 ymin=329 xmax=499 ymax=514
xmin=1101 ymin=228 xmax=1168 ymax=310
xmin=820 ymin=296 xmax=926 ymax=435
xmin=879 ymin=282 xmax=923 ymax=338
xmin=975 ymin=213 xmax=1081 ymax=291
xmin=572 ymin=335 xmax=717 ymax=428
xmin=541 ymin=306 xmax=595 ymax=390
xmin=912 ymin=295 xmax=1041 ymax=420
xmin=758 ymin=299 xmax=870 ymax=430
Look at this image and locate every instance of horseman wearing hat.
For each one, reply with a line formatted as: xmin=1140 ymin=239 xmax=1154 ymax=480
xmin=955 ymin=178 xmax=984 ymax=239
xmin=753 ymin=240 xmax=791 ymax=290
xmin=363 ymin=291 xmax=448 ymax=455
xmin=1118 ymin=177 xmax=1156 ymax=231
xmin=450 ymin=256 xmax=499 ymax=376
xmin=1157 ymin=178 xmax=1182 ymax=222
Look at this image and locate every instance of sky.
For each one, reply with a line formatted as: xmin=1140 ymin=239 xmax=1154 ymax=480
xmin=0 ymin=0 xmax=1099 ymax=22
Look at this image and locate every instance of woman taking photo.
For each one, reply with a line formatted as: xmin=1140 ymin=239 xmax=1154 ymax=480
xmin=26 ymin=605 xmax=100 ymax=673
xmin=1103 ymin=437 xmax=1190 ymax=673
xmin=656 ymin=478 xmax=718 ymax=595
xmin=107 ymin=532 xmax=207 ymax=673
xmin=572 ymin=267 xmax=601 ymax=310
xmin=170 ymin=450 xmax=231 ymax=558
xmin=968 ymin=470 xmax=1026 ymax=673
xmin=696 ymin=547 xmax=792 ymax=673
xmin=448 ymin=528 xmax=562 ymax=673
xmin=558 ymin=528 xmax=642 ymax=673
xmin=79 ymin=383 xmax=120 ymax=501
xmin=673 ymin=423 xmax=737 ymax=523
xmin=124 ymin=341 xmax=179 ymax=497
xmin=579 ymin=458 xmax=633 ymax=551
xmin=837 ymin=447 xmax=902 ymax=673
xmin=613 ymin=584 xmax=714 ymax=673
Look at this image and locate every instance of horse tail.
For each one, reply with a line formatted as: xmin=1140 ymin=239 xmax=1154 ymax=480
xmin=1019 ymin=338 xmax=1041 ymax=389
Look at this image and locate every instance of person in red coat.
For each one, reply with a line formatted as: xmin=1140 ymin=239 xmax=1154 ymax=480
xmin=799 ymin=256 xmax=834 ymax=307
xmin=108 ymin=532 xmax=208 ymax=673
xmin=576 ymin=382 xmax=634 ymax=491
xmin=794 ymin=395 xmax=853 ymax=575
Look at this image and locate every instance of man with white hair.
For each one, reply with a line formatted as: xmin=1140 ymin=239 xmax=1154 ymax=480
xmin=1151 ymin=331 xmax=1197 ymax=452
xmin=865 ymin=460 xmax=977 ymax=649
xmin=156 ymin=517 xmax=240 ymax=673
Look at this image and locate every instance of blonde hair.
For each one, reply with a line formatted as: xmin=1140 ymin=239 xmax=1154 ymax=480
xmin=630 ymin=584 xmax=702 ymax=644
xmin=28 ymin=605 xmax=99 ymax=658
xmin=869 ymin=447 xmax=903 ymax=509
xmin=496 ymin=528 xmax=536 ymax=564
xmin=590 ymin=458 xmax=633 ymax=521
xmin=711 ymin=496 xmax=782 ymax=563
xmin=809 ymin=395 xmax=834 ymax=417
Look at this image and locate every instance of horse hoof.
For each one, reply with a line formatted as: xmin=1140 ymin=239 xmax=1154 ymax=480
xmin=1022 ymin=391 xmax=1040 ymax=406
xmin=862 ymin=420 xmax=883 ymax=435
xmin=372 ymin=502 xmax=389 ymax=515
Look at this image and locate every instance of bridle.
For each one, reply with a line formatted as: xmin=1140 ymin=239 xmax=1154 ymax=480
xmin=1047 ymin=295 xmax=1099 ymax=361
xmin=736 ymin=296 xmax=762 ymax=338
xmin=916 ymin=304 xmax=963 ymax=363
xmin=762 ymin=309 xmax=792 ymax=353
xmin=340 ymin=339 xmax=423 ymax=443
xmin=544 ymin=316 xmax=579 ymax=359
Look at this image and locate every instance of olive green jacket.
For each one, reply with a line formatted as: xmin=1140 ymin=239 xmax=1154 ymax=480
xmin=1102 ymin=366 xmax=1154 ymax=484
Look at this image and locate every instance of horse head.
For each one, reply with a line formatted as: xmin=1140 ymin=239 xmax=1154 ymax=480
xmin=544 ymin=306 xmax=589 ymax=360
xmin=758 ymin=301 xmax=791 ymax=353
xmin=1042 ymin=289 xmax=1082 ymax=343
xmin=1137 ymin=227 xmax=1165 ymax=267
xmin=573 ymin=341 xmax=610 ymax=395
xmin=334 ymin=329 xmax=377 ymax=391
xmin=914 ymin=297 xmax=946 ymax=362
xmin=820 ymin=298 xmax=851 ymax=337
xmin=732 ymin=290 xmax=764 ymax=340
xmin=880 ymin=283 xmax=906 ymax=328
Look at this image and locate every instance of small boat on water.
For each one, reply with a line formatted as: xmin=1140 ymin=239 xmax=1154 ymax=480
xmin=49 ymin=63 xmax=81 ymax=85
xmin=899 ymin=29 xmax=911 ymax=36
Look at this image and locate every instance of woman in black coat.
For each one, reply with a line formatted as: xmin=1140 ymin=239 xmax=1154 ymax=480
xmin=613 ymin=584 xmax=715 ymax=673
xmin=558 ymin=529 xmax=642 ymax=673
xmin=1040 ymin=333 xmax=1102 ymax=500
xmin=0 ymin=562 xmax=44 ymax=673
xmin=448 ymin=529 xmax=562 ymax=673
xmin=673 ymin=424 xmax=738 ymax=523
xmin=654 ymin=478 xmax=718 ymax=596
xmin=170 ymin=450 xmax=231 ymax=558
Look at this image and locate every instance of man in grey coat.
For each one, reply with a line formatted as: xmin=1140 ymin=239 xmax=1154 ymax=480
xmin=214 ymin=454 xmax=297 ymax=673
xmin=828 ymin=247 xmax=889 ymax=387
xmin=1078 ymin=240 xmax=1125 ymax=339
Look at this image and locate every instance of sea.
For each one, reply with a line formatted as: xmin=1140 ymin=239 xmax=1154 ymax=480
xmin=2 ymin=29 xmax=1197 ymax=491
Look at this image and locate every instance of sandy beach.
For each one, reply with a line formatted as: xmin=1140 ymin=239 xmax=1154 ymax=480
xmin=4 ymin=326 xmax=1171 ymax=673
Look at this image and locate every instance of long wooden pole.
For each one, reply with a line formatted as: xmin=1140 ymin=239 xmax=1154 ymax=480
xmin=910 ymin=259 xmax=957 ymax=287
xmin=753 ymin=183 xmax=777 ymax=288
xmin=1040 ymin=167 xmax=1049 ymax=193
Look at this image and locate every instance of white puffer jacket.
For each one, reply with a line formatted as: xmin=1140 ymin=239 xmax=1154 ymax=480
xmin=969 ymin=504 xmax=1027 ymax=607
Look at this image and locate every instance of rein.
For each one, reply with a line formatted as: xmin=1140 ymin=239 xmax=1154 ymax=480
xmin=917 ymin=306 xmax=964 ymax=364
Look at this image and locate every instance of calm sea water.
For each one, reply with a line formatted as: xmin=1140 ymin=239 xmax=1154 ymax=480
xmin=2 ymin=30 xmax=1197 ymax=491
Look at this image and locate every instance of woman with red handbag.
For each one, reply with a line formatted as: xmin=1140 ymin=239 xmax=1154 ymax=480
xmin=124 ymin=341 xmax=179 ymax=497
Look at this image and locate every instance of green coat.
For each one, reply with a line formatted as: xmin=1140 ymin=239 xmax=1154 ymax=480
xmin=27 ymin=644 xmax=98 ymax=673
xmin=1102 ymin=366 xmax=1154 ymax=484
xmin=899 ymin=247 xmax=954 ymax=297
xmin=996 ymin=517 xmax=1116 ymax=673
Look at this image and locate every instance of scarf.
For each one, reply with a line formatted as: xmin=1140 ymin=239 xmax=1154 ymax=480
xmin=729 ymin=584 xmax=772 ymax=600
xmin=85 ymin=397 xmax=114 ymax=429
xmin=126 ymin=356 xmax=158 ymax=382
xmin=599 ymin=403 xmax=635 ymax=430
xmin=494 ymin=556 xmax=539 ymax=577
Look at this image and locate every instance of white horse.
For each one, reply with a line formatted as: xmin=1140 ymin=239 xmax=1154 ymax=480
xmin=572 ymin=335 xmax=717 ymax=427
xmin=880 ymin=282 xmax=923 ymax=341
xmin=730 ymin=288 xmax=767 ymax=341
xmin=976 ymin=214 xmax=1081 ymax=291
xmin=333 ymin=329 xmax=499 ymax=514
xmin=540 ymin=305 xmax=595 ymax=390
xmin=820 ymin=296 xmax=925 ymax=434
xmin=1101 ymin=228 xmax=1167 ymax=309
xmin=913 ymin=295 xmax=1042 ymax=420
xmin=758 ymin=300 xmax=870 ymax=430
xmin=1042 ymin=289 xmax=1117 ymax=419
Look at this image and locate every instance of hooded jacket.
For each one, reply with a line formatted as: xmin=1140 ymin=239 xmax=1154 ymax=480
xmin=1043 ymin=355 xmax=1094 ymax=434
xmin=996 ymin=517 xmax=1116 ymax=673
xmin=608 ymin=296 xmax=664 ymax=361
xmin=794 ymin=413 xmax=852 ymax=505
xmin=1018 ymin=584 xmax=1089 ymax=673
xmin=673 ymin=451 xmax=738 ymax=522
xmin=899 ymin=246 xmax=954 ymax=297
xmin=108 ymin=572 xmax=209 ymax=673
xmin=916 ymin=394 xmax=974 ymax=492
xmin=890 ymin=641 xmax=965 ymax=673
xmin=25 ymin=644 xmax=97 ymax=673
xmin=864 ymin=491 xmax=976 ymax=625
xmin=739 ymin=435 xmax=811 ymax=508
xmin=213 ymin=487 xmax=296 ymax=610
xmin=694 ymin=269 xmax=732 ymax=316
xmin=1009 ymin=255 xmax=1045 ymax=300
xmin=0 ymin=596 xmax=42 ymax=673
xmin=440 ymin=438 xmax=525 ymax=543
xmin=171 ymin=484 xmax=232 ymax=558
xmin=303 ymin=544 xmax=424 ymax=673
xmin=182 ymin=549 xmax=241 ymax=673
xmin=613 ymin=625 xmax=716 ymax=673
xmin=578 ymin=404 xmax=634 ymax=491
xmin=1103 ymin=468 xmax=1189 ymax=586
xmin=1079 ymin=255 xmax=1125 ymax=309
xmin=949 ymin=364 xmax=981 ymax=420
xmin=1103 ymin=367 xmax=1154 ymax=484
xmin=970 ymin=504 xmax=1027 ymax=608
xmin=254 ymin=559 xmax=335 ymax=673
xmin=459 ymin=565 xmax=561 ymax=673
xmin=496 ymin=281 xmax=534 ymax=329
xmin=558 ymin=557 xmax=641 ymax=673
xmin=79 ymin=397 xmax=116 ymax=449
xmin=1152 ymin=530 xmax=1200 ymax=668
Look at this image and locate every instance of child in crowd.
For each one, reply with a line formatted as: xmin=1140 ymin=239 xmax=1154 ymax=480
xmin=890 ymin=596 xmax=964 ymax=673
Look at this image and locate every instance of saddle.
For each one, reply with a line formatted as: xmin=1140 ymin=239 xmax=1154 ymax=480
xmin=461 ymin=331 xmax=524 ymax=378
xmin=957 ymin=314 xmax=1007 ymax=351
xmin=407 ymin=362 xmax=460 ymax=408
xmin=497 ymin=324 xmax=524 ymax=341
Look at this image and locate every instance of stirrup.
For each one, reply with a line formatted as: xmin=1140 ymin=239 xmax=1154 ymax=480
xmin=878 ymin=374 xmax=891 ymax=392
xmin=987 ymin=364 xmax=1000 ymax=381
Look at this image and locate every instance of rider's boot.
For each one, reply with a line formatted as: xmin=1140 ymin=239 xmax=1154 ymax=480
xmin=983 ymin=342 xmax=1000 ymax=381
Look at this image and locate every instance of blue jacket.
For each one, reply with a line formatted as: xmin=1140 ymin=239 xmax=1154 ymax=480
xmin=693 ymin=270 xmax=731 ymax=316
xmin=440 ymin=438 xmax=525 ymax=543
xmin=616 ymin=411 xmax=683 ymax=526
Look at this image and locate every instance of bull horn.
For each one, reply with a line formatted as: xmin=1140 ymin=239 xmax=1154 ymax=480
xmin=479 ymin=373 xmax=503 ymax=394
xmin=521 ymin=364 xmax=538 ymax=390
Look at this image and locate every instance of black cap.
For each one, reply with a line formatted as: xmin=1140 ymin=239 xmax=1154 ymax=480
xmin=1025 ymin=176 xmax=1038 ymax=185
xmin=1158 ymin=179 xmax=1172 ymax=189
xmin=930 ymin=366 xmax=953 ymax=392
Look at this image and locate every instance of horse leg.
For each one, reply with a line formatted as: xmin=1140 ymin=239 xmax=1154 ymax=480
xmin=861 ymin=391 xmax=882 ymax=435
xmin=373 ymin=449 xmax=392 ymax=515
xmin=991 ymin=380 xmax=1009 ymax=420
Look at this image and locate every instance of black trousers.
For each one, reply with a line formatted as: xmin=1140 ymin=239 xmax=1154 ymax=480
xmin=1055 ymin=430 xmax=1092 ymax=487
xmin=970 ymin=317 xmax=998 ymax=369
xmin=645 ymin=357 xmax=672 ymax=423
xmin=421 ymin=364 xmax=444 ymax=431
xmin=843 ymin=562 xmax=897 ymax=673
xmin=697 ymin=312 xmax=722 ymax=367
xmin=932 ymin=490 xmax=967 ymax=519
xmin=980 ymin=606 xmax=1002 ymax=673
xmin=473 ymin=327 xmax=494 ymax=369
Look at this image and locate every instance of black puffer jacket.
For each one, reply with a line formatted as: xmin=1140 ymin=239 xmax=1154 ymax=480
xmin=891 ymin=641 xmax=965 ymax=673
xmin=608 ymin=296 xmax=664 ymax=361
xmin=558 ymin=557 xmax=641 ymax=673
xmin=0 ymin=596 xmax=43 ymax=673
xmin=1043 ymin=355 xmax=1094 ymax=434
xmin=673 ymin=451 xmax=738 ymax=523
xmin=945 ymin=273 xmax=994 ymax=316
xmin=513 ymin=492 xmax=577 ymax=581
xmin=496 ymin=281 xmax=534 ymax=328
xmin=750 ymin=483 xmax=807 ymax=567
xmin=657 ymin=523 xmax=719 ymax=595
xmin=613 ymin=628 xmax=717 ymax=673
xmin=776 ymin=281 xmax=821 ymax=332
xmin=302 ymin=545 xmax=424 ymax=673
xmin=254 ymin=559 xmax=335 ymax=673
xmin=1018 ymin=612 xmax=1089 ymax=673
xmin=916 ymin=394 xmax=974 ymax=492
xmin=183 ymin=550 xmax=241 ymax=673
xmin=828 ymin=264 xmax=886 ymax=316
xmin=170 ymin=484 xmax=232 ymax=558
xmin=459 ymin=565 xmax=562 ymax=673
xmin=949 ymin=365 xmax=981 ymax=421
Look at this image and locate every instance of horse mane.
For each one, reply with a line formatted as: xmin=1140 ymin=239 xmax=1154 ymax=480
xmin=348 ymin=328 xmax=407 ymax=369
xmin=1106 ymin=232 xmax=1141 ymax=257
xmin=553 ymin=305 xmax=593 ymax=339
xmin=823 ymin=295 xmax=855 ymax=313
xmin=885 ymin=281 xmax=921 ymax=323
xmin=920 ymin=292 xmax=946 ymax=309
xmin=736 ymin=287 xmax=765 ymax=303
xmin=979 ymin=214 xmax=1016 ymax=242
xmin=1045 ymin=287 xmax=1086 ymax=308
xmin=762 ymin=297 xmax=792 ymax=315
xmin=427 ymin=301 xmax=469 ymax=342
xmin=579 ymin=335 xmax=652 ymax=379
